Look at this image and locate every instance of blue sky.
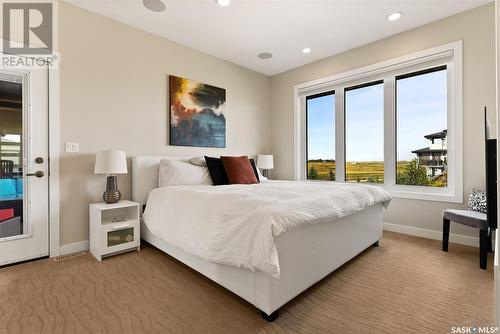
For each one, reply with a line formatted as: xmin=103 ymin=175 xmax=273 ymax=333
xmin=307 ymin=69 xmax=447 ymax=162
xmin=307 ymin=94 xmax=335 ymax=160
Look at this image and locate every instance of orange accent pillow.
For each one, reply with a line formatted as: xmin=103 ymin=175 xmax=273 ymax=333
xmin=220 ymin=156 xmax=259 ymax=184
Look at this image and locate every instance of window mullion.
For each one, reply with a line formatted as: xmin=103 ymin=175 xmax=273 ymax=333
xmin=335 ymin=87 xmax=345 ymax=182
xmin=446 ymin=60 xmax=457 ymax=196
xmin=299 ymin=96 xmax=307 ymax=180
xmin=384 ymin=77 xmax=396 ymax=187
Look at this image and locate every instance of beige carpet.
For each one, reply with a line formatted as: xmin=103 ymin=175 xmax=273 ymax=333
xmin=0 ymin=231 xmax=494 ymax=334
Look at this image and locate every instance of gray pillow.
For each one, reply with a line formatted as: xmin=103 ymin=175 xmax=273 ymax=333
xmin=188 ymin=156 xmax=207 ymax=167
xmin=468 ymin=188 xmax=487 ymax=213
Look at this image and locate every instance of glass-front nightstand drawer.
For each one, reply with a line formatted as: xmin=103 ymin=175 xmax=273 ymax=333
xmin=100 ymin=220 xmax=139 ymax=255
xmin=107 ymin=227 xmax=134 ymax=247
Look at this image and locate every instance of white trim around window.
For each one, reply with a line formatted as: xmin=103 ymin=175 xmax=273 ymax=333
xmin=294 ymin=41 xmax=463 ymax=203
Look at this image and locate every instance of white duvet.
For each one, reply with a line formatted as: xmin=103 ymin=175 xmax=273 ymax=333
xmin=143 ymin=181 xmax=391 ymax=279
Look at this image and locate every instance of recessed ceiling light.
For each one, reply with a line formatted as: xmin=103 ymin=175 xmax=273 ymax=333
xmin=302 ymin=48 xmax=312 ymax=54
xmin=258 ymin=52 xmax=273 ymax=60
xmin=143 ymin=0 xmax=166 ymax=12
xmin=388 ymin=12 xmax=402 ymax=21
xmin=216 ymin=0 xmax=231 ymax=7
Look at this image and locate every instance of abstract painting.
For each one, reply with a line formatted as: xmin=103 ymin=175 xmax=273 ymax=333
xmin=169 ymin=75 xmax=226 ymax=148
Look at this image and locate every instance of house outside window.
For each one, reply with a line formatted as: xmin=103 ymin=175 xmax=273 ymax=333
xmin=411 ymin=130 xmax=447 ymax=183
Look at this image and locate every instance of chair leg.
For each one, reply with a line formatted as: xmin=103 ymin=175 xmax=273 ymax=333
xmin=480 ymin=229 xmax=488 ymax=270
xmin=442 ymin=218 xmax=450 ymax=252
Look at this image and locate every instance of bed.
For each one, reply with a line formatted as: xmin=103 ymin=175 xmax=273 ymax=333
xmin=132 ymin=155 xmax=391 ymax=321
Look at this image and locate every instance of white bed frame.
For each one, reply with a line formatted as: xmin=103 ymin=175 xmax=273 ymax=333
xmin=132 ymin=155 xmax=384 ymax=320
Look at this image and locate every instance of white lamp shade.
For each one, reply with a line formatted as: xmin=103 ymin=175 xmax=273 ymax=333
xmin=257 ymin=154 xmax=274 ymax=169
xmin=94 ymin=150 xmax=128 ymax=174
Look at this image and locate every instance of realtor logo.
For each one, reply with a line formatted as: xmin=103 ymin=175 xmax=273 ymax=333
xmin=3 ymin=2 xmax=53 ymax=55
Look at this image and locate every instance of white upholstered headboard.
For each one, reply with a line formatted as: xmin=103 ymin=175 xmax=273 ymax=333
xmin=132 ymin=155 xmax=193 ymax=205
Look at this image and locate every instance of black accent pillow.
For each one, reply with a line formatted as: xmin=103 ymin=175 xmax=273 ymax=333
xmin=205 ymin=156 xmax=260 ymax=185
xmin=205 ymin=156 xmax=229 ymax=185
xmin=249 ymin=158 xmax=260 ymax=183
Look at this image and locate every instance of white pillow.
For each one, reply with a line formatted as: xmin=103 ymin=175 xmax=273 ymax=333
xmin=257 ymin=168 xmax=269 ymax=182
xmin=188 ymin=156 xmax=207 ymax=167
xmin=158 ymin=159 xmax=212 ymax=186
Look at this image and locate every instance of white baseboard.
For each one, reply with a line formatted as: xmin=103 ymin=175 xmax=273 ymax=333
xmin=383 ymin=222 xmax=482 ymax=248
xmin=59 ymin=240 xmax=89 ymax=255
xmin=57 ymin=224 xmax=480 ymax=256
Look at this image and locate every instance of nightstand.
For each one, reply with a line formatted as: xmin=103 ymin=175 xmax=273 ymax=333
xmin=89 ymin=200 xmax=140 ymax=261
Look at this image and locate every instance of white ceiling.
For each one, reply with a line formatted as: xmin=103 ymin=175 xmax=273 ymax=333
xmin=65 ymin=0 xmax=492 ymax=76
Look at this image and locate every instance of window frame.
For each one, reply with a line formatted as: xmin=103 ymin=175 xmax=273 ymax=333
xmin=344 ymin=79 xmax=385 ymax=183
xmin=394 ymin=65 xmax=448 ymax=188
xmin=305 ymin=90 xmax=336 ymax=181
xmin=294 ymin=41 xmax=463 ymax=203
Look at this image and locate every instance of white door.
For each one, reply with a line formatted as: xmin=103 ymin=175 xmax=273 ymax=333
xmin=0 ymin=59 xmax=49 ymax=265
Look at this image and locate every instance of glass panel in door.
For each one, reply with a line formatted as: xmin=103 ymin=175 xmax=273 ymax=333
xmin=0 ymin=78 xmax=23 ymax=238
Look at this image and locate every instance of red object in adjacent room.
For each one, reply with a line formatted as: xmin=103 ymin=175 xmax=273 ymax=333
xmin=0 ymin=208 xmax=15 ymax=222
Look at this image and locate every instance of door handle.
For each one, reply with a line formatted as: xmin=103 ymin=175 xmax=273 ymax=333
xmin=26 ymin=171 xmax=44 ymax=177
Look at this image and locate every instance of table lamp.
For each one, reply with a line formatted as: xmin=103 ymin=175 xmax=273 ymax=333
xmin=257 ymin=154 xmax=274 ymax=179
xmin=94 ymin=150 xmax=127 ymax=204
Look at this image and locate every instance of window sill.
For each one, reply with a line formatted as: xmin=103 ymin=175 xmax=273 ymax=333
xmin=386 ymin=187 xmax=463 ymax=204
xmin=302 ymin=179 xmax=463 ymax=203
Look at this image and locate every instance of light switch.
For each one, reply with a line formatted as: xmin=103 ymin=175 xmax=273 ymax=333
xmin=65 ymin=142 xmax=79 ymax=153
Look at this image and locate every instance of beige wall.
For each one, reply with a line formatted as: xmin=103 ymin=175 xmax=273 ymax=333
xmin=59 ymin=3 xmax=271 ymax=246
xmin=270 ymin=3 xmax=496 ymax=238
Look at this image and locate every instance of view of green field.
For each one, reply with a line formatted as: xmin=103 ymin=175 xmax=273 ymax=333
xmin=307 ymin=161 xmax=387 ymax=183
xmin=307 ymin=160 xmax=446 ymax=187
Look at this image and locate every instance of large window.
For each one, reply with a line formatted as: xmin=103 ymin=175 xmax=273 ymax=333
xmin=396 ymin=66 xmax=447 ymax=187
xmin=306 ymin=91 xmax=335 ymax=180
xmin=296 ymin=42 xmax=462 ymax=202
xmin=345 ymin=81 xmax=384 ymax=183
